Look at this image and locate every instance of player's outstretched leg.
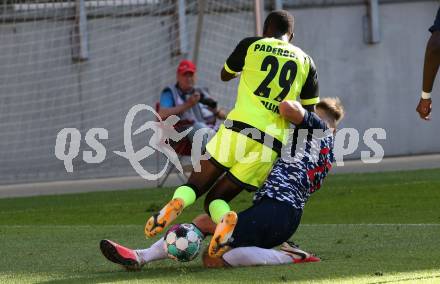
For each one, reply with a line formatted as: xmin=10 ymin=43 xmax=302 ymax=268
xmin=145 ymin=160 xmax=225 ymax=238
xmin=145 ymin=184 xmax=199 ymax=237
xmin=100 ymin=239 xmax=143 ymax=271
xmin=204 ymin=177 xmax=243 ymax=258
xmin=208 ymin=211 xmax=238 ymax=257
xmin=280 ymin=241 xmax=321 ymax=263
xmin=144 ymin=197 xmax=184 ymax=238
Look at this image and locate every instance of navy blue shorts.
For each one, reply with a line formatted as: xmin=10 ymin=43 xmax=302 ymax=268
xmin=229 ymin=197 xmax=302 ymax=249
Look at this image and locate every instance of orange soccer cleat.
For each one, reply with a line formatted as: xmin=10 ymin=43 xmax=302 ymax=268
xmin=208 ymin=211 xmax=238 ymax=258
xmin=144 ymin=198 xmax=184 ymax=238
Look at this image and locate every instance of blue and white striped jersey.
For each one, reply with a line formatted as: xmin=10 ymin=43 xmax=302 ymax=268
xmin=254 ymin=111 xmax=335 ymax=210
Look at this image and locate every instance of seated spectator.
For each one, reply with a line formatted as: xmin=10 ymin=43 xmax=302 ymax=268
xmin=159 ymin=60 xmax=225 ymax=149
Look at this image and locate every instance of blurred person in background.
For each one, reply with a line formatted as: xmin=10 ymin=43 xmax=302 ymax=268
xmin=158 ymin=59 xmax=226 ymax=148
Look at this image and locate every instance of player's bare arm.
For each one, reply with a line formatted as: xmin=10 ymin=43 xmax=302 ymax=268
xmin=221 ymin=37 xmax=260 ymax=82
xmin=417 ymin=20 xmax=440 ymax=120
xmin=299 ymin=56 xmax=319 ymax=113
xmin=220 ymin=67 xmax=238 ymax=82
xmin=423 ymin=31 xmax=440 ymax=94
xmin=279 ymin=100 xmax=306 ymax=125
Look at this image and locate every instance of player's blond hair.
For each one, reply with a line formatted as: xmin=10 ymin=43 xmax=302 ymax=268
xmin=316 ymin=97 xmax=345 ymax=126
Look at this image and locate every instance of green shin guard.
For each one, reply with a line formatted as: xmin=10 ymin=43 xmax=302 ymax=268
xmin=209 ymin=199 xmax=231 ymax=224
xmin=172 ymin=185 xmax=197 ymax=208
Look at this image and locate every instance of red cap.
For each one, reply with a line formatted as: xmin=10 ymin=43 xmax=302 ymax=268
xmin=177 ymin=60 xmax=196 ymax=75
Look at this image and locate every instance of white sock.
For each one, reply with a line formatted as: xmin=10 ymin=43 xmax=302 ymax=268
xmin=136 ymin=238 xmax=168 ymax=264
xmin=222 ymin=247 xmax=293 ymax=267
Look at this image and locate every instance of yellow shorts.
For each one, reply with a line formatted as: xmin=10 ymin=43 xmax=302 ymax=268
xmin=206 ymin=124 xmax=278 ymax=190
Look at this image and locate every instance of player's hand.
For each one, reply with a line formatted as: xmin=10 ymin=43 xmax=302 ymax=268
xmin=279 ymin=100 xmax=306 ymax=125
xmin=214 ymin=108 xmax=227 ymax=119
xmin=186 ymin=92 xmax=201 ymax=107
xmin=416 ymin=98 xmax=432 ymax=120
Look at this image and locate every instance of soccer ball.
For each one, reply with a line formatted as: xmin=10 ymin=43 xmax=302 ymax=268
xmin=163 ymin=223 xmax=204 ymax=262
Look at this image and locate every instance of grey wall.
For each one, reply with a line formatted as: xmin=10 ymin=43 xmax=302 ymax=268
xmin=0 ymin=1 xmax=438 ymax=185
xmin=291 ymin=1 xmax=440 ymax=157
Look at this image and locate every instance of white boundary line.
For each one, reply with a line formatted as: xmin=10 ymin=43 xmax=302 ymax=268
xmin=301 ymin=224 xmax=440 ymax=227
xmin=1 ymin=224 xmax=439 ymax=228
xmin=0 ymin=154 xmax=439 ymax=199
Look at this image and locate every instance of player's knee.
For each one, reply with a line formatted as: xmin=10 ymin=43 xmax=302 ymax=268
xmin=202 ymin=249 xmax=227 ymax=268
xmin=192 ymin=214 xmax=215 ymax=236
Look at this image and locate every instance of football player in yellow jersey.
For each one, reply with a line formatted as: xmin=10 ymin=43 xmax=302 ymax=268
xmin=144 ymin=10 xmax=319 ymax=257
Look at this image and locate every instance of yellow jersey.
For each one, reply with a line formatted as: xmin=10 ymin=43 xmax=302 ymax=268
xmin=224 ymin=37 xmax=319 ymax=147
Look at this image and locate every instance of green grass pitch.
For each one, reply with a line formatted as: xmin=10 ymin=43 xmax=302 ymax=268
xmin=1 ymin=169 xmax=440 ymax=283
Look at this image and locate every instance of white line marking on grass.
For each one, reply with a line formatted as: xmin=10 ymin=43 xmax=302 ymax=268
xmin=0 ymin=225 xmax=142 ymax=228
xmin=301 ymin=224 xmax=440 ymax=227
xmin=1 ymin=224 xmax=440 ymax=228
